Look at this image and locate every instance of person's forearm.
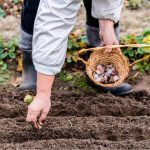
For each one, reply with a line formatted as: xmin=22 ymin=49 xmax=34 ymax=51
xmin=98 ymin=19 xmax=114 ymax=30
xmin=36 ymin=72 xmax=55 ymax=99
xmin=98 ymin=19 xmax=121 ymax=53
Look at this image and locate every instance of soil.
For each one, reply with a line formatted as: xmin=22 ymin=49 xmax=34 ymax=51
xmin=0 ymin=16 xmax=20 ymax=41
xmin=0 ymin=87 xmax=150 ymax=149
xmin=1 ymin=2 xmax=150 ymax=149
xmin=125 ymin=70 xmax=150 ymax=92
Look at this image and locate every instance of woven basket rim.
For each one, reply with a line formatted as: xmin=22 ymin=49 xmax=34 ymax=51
xmin=86 ymin=49 xmax=129 ymax=87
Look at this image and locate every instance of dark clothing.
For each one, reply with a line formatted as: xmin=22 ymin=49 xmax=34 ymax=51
xmin=83 ymin=0 xmax=119 ymax=29
xmin=21 ymin=0 xmax=40 ymax=35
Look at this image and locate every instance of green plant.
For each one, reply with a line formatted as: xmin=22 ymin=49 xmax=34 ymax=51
xmin=0 ymin=74 xmax=10 ymax=83
xmin=24 ymin=94 xmax=35 ymax=104
xmin=59 ymin=70 xmax=96 ymax=93
xmin=59 ymin=70 xmax=74 ymax=82
xmin=120 ymin=27 xmax=150 ymax=72
xmin=70 ymin=74 xmax=93 ymax=93
xmin=0 ymin=7 xmax=5 ymax=18
xmin=0 ymin=36 xmax=20 ymax=71
xmin=68 ymin=120 xmax=73 ymax=128
xmin=127 ymin=0 xmax=142 ymax=8
xmin=66 ymin=29 xmax=87 ymax=64
xmin=3 ymin=36 xmax=19 ymax=59
xmin=13 ymin=0 xmax=21 ymax=3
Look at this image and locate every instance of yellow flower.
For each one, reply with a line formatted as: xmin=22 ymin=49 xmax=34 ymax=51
xmin=131 ymin=34 xmax=135 ymax=39
xmin=125 ymin=39 xmax=130 ymax=44
xmin=79 ymin=42 xmax=87 ymax=49
xmin=144 ymin=47 xmax=150 ymax=53
xmin=143 ymin=35 xmax=150 ymax=44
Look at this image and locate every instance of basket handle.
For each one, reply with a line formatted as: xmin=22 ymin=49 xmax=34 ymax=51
xmin=128 ymin=55 xmax=150 ymax=67
xmin=74 ymin=44 xmax=150 ymax=66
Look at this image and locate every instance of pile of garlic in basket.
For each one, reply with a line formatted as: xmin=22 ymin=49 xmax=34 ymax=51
xmin=93 ymin=63 xmax=120 ymax=84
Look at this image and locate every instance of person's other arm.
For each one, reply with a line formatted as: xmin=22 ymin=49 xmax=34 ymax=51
xmin=92 ymin=0 xmax=124 ymax=53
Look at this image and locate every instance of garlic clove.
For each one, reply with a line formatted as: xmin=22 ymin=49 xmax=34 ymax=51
xmin=113 ymin=75 xmax=120 ymax=82
xmin=99 ymin=68 xmax=104 ymax=73
xmin=107 ymin=69 xmax=112 ymax=75
xmin=104 ymin=75 xmax=108 ymax=81
xmin=93 ymin=74 xmax=99 ymax=79
xmin=106 ymin=63 xmax=113 ymax=68
xmin=101 ymin=78 xmax=105 ymax=83
xmin=112 ymin=69 xmax=118 ymax=75
xmin=96 ymin=70 xmax=102 ymax=75
xmin=96 ymin=77 xmax=102 ymax=83
xmin=109 ymin=76 xmax=114 ymax=83
xmin=97 ymin=65 xmax=102 ymax=69
xmin=111 ymin=67 xmax=115 ymax=72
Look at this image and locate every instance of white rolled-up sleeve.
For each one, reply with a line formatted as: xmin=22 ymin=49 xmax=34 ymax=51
xmin=92 ymin=0 xmax=124 ymax=23
xmin=32 ymin=0 xmax=81 ymax=75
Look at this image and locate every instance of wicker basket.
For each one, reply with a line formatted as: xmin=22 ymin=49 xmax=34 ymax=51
xmin=75 ymin=44 xmax=150 ymax=87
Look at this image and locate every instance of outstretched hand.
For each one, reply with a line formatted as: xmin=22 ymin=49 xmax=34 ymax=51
xmin=26 ymin=95 xmax=51 ymax=129
xmin=98 ymin=19 xmax=121 ymax=54
xmin=26 ymin=72 xmax=54 ymax=130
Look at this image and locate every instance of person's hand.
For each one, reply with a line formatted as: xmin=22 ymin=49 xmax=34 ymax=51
xmin=98 ymin=19 xmax=121 ymax=53
xmin=26 ymin=94 xmax=51 ymax=130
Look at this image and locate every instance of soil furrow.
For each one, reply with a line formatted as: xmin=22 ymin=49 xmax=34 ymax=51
xmin=0 ymin=139 xmax=150 ymax=149
xmin=0 ymin=116 xmax=150 ymax=143
xmin=0 ymin=89 xmax=150 ymax=118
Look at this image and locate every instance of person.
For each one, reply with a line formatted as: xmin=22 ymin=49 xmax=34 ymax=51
xmin=19 ymin=0 xmax=132 ymax=129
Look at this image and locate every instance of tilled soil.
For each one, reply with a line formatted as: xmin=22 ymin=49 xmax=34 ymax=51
xmin=0 ymin=87 xmax=150 ymax=149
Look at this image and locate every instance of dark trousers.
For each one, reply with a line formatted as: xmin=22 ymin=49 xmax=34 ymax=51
xmin=21 ymin=0 xmax=119 ymax=35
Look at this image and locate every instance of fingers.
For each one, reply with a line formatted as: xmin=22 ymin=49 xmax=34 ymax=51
xmin=114 ymin=39 xmax=122 ymax=53
xmin=39 ymin=111 xmax=49 ymax=126
xmin=98 ymin=41 xmax=105 ymax=47
xmin=26 ymin=106 xmax=39 ymax=130
xmin=99 ymin=31 xmax=121 ymax=53
xmin=104 ymin=39 xmax=121 ymax=53
xmin=105 ymin=48 xmax=112 ymax=53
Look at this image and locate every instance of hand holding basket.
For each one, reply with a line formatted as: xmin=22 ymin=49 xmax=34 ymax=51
xmin=75 ymin=44 xmax=150 ymax=87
